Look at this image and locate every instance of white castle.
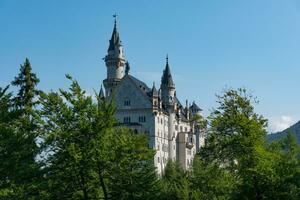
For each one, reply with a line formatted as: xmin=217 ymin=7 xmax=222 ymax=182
xmin=100 ymin=18 xmax=205 ymax=174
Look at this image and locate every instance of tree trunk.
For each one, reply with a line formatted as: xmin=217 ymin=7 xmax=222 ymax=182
xmin=98 ymin=166 xmax=108 ymax=200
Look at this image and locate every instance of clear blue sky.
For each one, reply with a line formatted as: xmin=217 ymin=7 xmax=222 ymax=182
xmin=1 ymin=0 xmax=300 ymax=132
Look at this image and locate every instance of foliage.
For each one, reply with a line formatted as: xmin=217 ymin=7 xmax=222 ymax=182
xmin=158 ymin=161 xmax=190 ymax=200
xmin=39 ymin=75 xmax=158 ymax=200
xmin=0 ymin=59 xmax=42 ymax=199
xmin=190 ymin=156 xmax=236 ymax=200
xmin=107 ymin=128 xmax=159 ymax=200
xmin=190 ymin=113 xmax=208 ymax=131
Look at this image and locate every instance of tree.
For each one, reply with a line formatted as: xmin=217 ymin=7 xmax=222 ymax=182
xmin=198 ymin=88 xmax=280 ymax=199
xmin=107 ymin=128 xmax=159 ymax=200
xmin=200 ymin=88 xmax=267 ymax=170
xmin=267 ymin=131 xmax=300 ymax=199
xmin=189 ymin=156 xmax=236 ymax=200
xmin=11 ymin=58 xmax=40 ymax=113
xmin=39 ymin=75 xmax=103 ymax=199
xmin=0 ymin=58 xmax=42 ymax=199
xmin=190 ymin=113 xmax=207 ymax=131
xmin=40 ymin=75 xmax=159 ymax=200
xmin=158 ymin=161 xmax=190 ymax=200
xmin=0 ymin=86 xmax=15 ymax=198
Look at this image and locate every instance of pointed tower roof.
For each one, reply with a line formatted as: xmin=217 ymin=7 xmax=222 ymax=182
xmin=99 ymin=85 xmax=105 ymax=99
xmin=161 ymin=55 xmax=175 ymax=88
xmin=108 ymin=15 xmax=121 ymax=52
xmin=151 ymin=82 xmax=158 ymax=97
xmin=190 ymin=101 xmax=202 ymax=112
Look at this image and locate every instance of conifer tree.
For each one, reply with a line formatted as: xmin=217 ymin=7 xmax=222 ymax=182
xmin=0 ymin=59 xmax=41 ymax=199
xmin=12 ymin=58 xmax=40 ymax=113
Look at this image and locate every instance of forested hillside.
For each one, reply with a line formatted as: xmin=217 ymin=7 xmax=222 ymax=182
xmin=268 ymin=121 xmax=300 ymax=144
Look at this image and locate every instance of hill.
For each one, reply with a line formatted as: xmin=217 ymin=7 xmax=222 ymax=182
xmin=267 ymin=121 xmax=300 ymax=143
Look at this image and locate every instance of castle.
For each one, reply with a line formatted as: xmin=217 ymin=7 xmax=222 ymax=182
xmin=100 ymin=17 xmax=205 ymax=174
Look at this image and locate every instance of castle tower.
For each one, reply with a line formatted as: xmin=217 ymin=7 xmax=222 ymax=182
xmin=160 ymin=55 xmax=176 ymax=109
xmin=160 ymin=55 xmax=176 ymax=161
xmin=103 ymin=15 xmax=126 ymax=97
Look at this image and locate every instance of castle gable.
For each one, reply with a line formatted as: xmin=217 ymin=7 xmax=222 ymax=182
xmin=113 ymin=75 xmax=152 ymax=110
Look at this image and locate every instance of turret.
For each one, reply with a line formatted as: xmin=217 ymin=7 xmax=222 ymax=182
xmin=151 ymin=82 xmax=159 ymax=111
xmin=185 ymin=100 xmax=190 ymax=120
xmin=160 ymin=55 xmax=175 ymax=110
xmin=190 ymin=101 xmax=202 ymax=117
xmin=103 ymin=15 xmax=126 ymax=97
xmin=99 ymin=85 xmax=105 ymax=100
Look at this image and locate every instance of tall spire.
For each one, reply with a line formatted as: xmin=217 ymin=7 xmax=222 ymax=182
xmin=99 ymin=84 xmax=105 ymax=99
xmin=103 ymin=15 xmax=126 ymax=97
xmin=161 ymin=54 xmax=175 ymax=88
xmin=152 ymin=82 xmax=158 ymax=97
xmin=166 ymin=54 xmax=169 ymax=65
xmin=108 ymin=14 xmax=121 ymax=52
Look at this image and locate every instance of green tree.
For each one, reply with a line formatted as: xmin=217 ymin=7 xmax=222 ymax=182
xmin=201 ymin=88 xmax=267 ymax=170
xmin=158 ymin=161 xmax=189 ymax=200
xmin=40 ymin=75 xmax=159 ymax=200
xmin=198 ymin=88 xmax=280 ymax=199
xmin=40 ymin=75 xmax=104 ymax=199
xmin=0 ymin=58 xmax=42 ymax=199
xmin=189 ymin=156 xmax=236 ymax=200
xmin=190 ymin=113 xmax=208 ymax=131
xmin=108 ymin=128 xmax=159 ymax=200
xmin=267 ymin=131 xmax=300 ymax=199
xmin=12 ymin=58 xmax=40 ymax=112
xmin=0 ymin=86 xmax=15 ymax=198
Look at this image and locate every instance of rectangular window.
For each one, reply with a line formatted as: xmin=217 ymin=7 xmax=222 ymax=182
xmin=185 ymin=127 xmax=187 ymax=132
xmin=139 ymin=116 xmax=146 ymax=123
xmin=124 ymin=100 xmax=131 ymax=106
xmin=157 ymin=157 xmax=160 ymax=163
xmin=123 ymin=116 xmax=131 ymax=124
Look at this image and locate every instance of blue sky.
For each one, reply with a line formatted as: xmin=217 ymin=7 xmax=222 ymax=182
xmin=1 ymin=0 xmax=300 ymax=132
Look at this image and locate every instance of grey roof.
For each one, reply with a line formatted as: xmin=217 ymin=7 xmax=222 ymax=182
xmin=175 ymin=97 xmax=189 ymax=121
xmin=128 ymin=75 xmax=151 ymax=96
xmin=126 ymin=74 xmax=189 ymax=121
xmin=161 ymin=57 xmax=175 ymax=87
xmin=190 ymin=102 xmax=202 ymax=111
xmin=108 ymin=19 xmax=121 ymax=51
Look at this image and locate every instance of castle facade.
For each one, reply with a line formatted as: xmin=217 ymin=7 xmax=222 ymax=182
xmin=100 ymin=18 xmax=205 ymax=174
